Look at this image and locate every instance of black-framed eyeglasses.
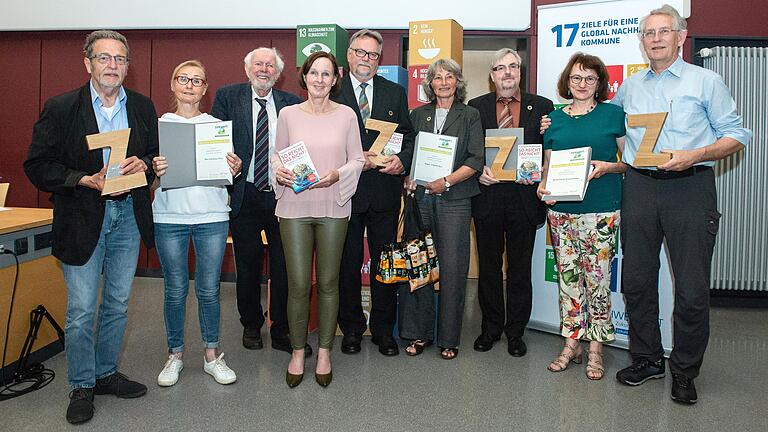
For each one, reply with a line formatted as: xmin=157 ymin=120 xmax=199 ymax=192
xmin=90 ymin=53 xmax=129 ymax=65
xmin=348 ymin=48 xmax=381 ymax=61
xmin=491 ymin=63 xmax=521 ymax=72
xmin=569 ymin=75 xmax=598 ymax=85
xmin=640 ymin=27 xmax=679 ymax=39
xmin=175 ymin=75 xmax=207 ymax=87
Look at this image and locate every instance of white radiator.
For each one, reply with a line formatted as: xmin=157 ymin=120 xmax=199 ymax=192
xmin=701 ymin=46 xmax=767 ymax=291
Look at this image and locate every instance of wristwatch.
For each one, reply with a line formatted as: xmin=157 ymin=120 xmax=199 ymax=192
xmin=443 ymin=177 xmax=451 ymax=192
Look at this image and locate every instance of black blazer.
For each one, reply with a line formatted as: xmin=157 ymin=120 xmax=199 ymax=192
xmin=409 ymin=101 xmax=485 ymax=201
xmin=24 ymin=83 xmax=159 ymax=266
xmin=331 ymin=74 xmax=415 ymax=213
xmin=211 ymin=83 xmax=302 ymax=217
xmin=467 ymin=91 xmax=554 ymax=225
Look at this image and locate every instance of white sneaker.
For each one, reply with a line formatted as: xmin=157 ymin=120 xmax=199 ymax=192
xmin=203 ymin=353 xmax=237 ymax=385
xmin=157 ymin=355 xmax=184 ymax=387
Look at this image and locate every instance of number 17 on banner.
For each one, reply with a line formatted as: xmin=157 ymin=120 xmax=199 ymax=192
xmin=552 ymin=23 xmax=579 ymax=47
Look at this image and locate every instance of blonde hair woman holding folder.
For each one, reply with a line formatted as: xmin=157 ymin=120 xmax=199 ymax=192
xmin=272 ymin=51 xmax=364 ymax=388
xmin=151 ymin=60 xmax=242 ymax=387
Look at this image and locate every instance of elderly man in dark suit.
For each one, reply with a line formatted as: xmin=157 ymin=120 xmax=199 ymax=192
xmin=331 ymin=29 xmax=415 ymax=356
xmin=211 ymin=47 xmax=310 ymax=356
xmin=25 ymin=30 xmax=158 ymax=424
xmin=468 ymin=48 xmax=554 ymax=357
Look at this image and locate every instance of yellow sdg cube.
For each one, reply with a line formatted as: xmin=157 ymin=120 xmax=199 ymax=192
xmin=408 ymin=19 xmax=464 ymax=67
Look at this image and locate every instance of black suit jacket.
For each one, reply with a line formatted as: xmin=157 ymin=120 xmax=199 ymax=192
xmin=211 ymin=83 xmax=302 ymax=217
xmin=468 ymin=91 xmax=554 ymax=225
xmin=24 ymin=83 xmax=159 ymax=266
xmin=331 ymin=74 xmax=415 ymax=213
xmin=409 ymin=101 xmax=485 ymax=201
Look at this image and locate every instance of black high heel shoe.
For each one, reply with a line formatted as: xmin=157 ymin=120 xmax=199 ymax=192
xmin=315 ymin=371 xmax=332 ymax=387
xmin=286 ymin=371 xmax=303 ymax=388
xmin=286 ymin=349 xmax=305 ymax=388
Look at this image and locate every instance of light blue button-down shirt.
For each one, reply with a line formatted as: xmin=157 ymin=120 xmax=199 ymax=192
xmin=612 ymin=57 xmax=752 ymax=167
xmin=90 ymin=80 xmax=129 ymax=167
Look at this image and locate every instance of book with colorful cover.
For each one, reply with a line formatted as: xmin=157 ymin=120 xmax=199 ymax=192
xmin=382 ymin=132 xmax=403 ymax=156
xmin=516 ymin=144 xmax=542 ymax=182
xmin=278 ymin=141 xmax=319 ymax=193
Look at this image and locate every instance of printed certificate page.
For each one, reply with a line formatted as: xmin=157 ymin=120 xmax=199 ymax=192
xmin=544 ymin=146 xmax=592 ymax=201
xmin=195 ymin=121 xmax=233 ymax=182
xmin=411 ymin=132 xmax=457 ymax=186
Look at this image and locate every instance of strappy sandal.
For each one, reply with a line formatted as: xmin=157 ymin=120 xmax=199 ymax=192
xmin=405 ymin=340 xmax=432 ymax=356
xmin=547 ymin=342 xmax=583 ymax=372
xmin=440 ymin=347 xmax=458 ymax=360
xmin=586 ymin=350 xmax=605 ymax=380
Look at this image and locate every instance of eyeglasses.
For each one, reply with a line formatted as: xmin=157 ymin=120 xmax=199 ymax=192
xmin=349 ymin=48 xmax=381 ymax=61
xmin=640 ymin=27 xmax=679 ymax=39
xmin=491 ymin=63 xmax=520 ymax=72
xmin=90 ymin=53 xmax=129 ymax=65
xmin=175 ymin=75 xmax=207 ymax=87
xmin=569 ymin=75 xmax=598 ymax=85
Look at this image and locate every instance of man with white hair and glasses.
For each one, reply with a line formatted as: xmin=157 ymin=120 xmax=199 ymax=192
xmin=612 ymin=4 xmax=751 ymax=404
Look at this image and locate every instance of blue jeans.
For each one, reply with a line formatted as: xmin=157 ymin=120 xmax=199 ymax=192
xmin=61 ymin=197 xmax=140 ymax=390
xmin=154 ymin=221 xmax=228 ymax=353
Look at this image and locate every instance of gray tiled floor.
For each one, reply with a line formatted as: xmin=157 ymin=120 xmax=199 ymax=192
xmin=3 ymin=277 xmax=767 ymax=431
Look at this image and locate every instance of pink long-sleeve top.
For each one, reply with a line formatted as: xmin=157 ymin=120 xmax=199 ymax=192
xmin=271 ymin=103 xmax=365 ymax=219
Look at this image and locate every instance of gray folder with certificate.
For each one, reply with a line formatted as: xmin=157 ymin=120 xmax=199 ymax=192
xmin=158 ymin=120 xmax=234 ymax=189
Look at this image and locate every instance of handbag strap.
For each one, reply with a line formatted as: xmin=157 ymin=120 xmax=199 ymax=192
xmin=395 ymin=200 xmax=406 ymax=242
xmin=402 ymin=193 xmax=425 ymax=239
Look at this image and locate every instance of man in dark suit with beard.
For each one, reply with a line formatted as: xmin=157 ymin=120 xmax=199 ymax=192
xmin=212 ymin=47 xmax=310 ymax=356
xmin=468 ymin=48 xmax=554 ymax=357
xmin=332 ymin=29 xmax=415 ymax=356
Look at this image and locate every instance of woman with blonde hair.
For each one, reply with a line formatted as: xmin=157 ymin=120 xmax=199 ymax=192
xmin=152 ymin=60 xmax=242 ymax=386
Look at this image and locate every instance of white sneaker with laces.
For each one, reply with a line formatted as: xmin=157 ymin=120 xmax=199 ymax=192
xmin=203 ymin=353 xmax=237 ymax=384
xmin=157 ymin=355 xmax=184 ymax=387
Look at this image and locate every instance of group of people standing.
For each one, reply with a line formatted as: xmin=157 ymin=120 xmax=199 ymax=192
xmin=23 ymin=3 xmax=751 ymax=426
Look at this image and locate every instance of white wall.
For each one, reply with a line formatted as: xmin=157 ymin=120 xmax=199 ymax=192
xmin=2 ymin=1 xmax=531 ymax=31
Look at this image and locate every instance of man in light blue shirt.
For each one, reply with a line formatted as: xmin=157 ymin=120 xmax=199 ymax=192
xmin=612 ymin=5 xmax=752 ymax=405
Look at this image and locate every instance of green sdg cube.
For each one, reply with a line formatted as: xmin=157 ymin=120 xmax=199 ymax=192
xmin=296 ymin=24 xmax=349 ymax=68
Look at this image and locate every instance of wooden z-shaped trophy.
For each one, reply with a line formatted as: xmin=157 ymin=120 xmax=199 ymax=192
xmin=627 ymin=112 xmax=671 ymax=167
xmin=486 ymin=135 xmax=518 ymax=181
xmin=365 ymin=119 xmax=398 ymax=167
xmin=86 ymin=128 xmax=147 ymax=195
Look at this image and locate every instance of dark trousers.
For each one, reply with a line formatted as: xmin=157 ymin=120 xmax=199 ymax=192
xmin=230 ymin=182 xmax=289 ymax=338
xmin=621 ymin=168 xmax=719 ymax=379
xmin=338 ymin=209 xmax=399 ymax=337
xmin=473 ymin=208 xmax=536 ymax=339
xmin=398 ymin=194 xmax=472 ymax=348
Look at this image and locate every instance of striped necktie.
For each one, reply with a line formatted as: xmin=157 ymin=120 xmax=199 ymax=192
xmin=498 ymin=97 xmax=513 ymax=129
xmin=358 ymin=82 xmax=370 ymax=123
xmin=251 ymin=98 xmax=270 ymax=191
